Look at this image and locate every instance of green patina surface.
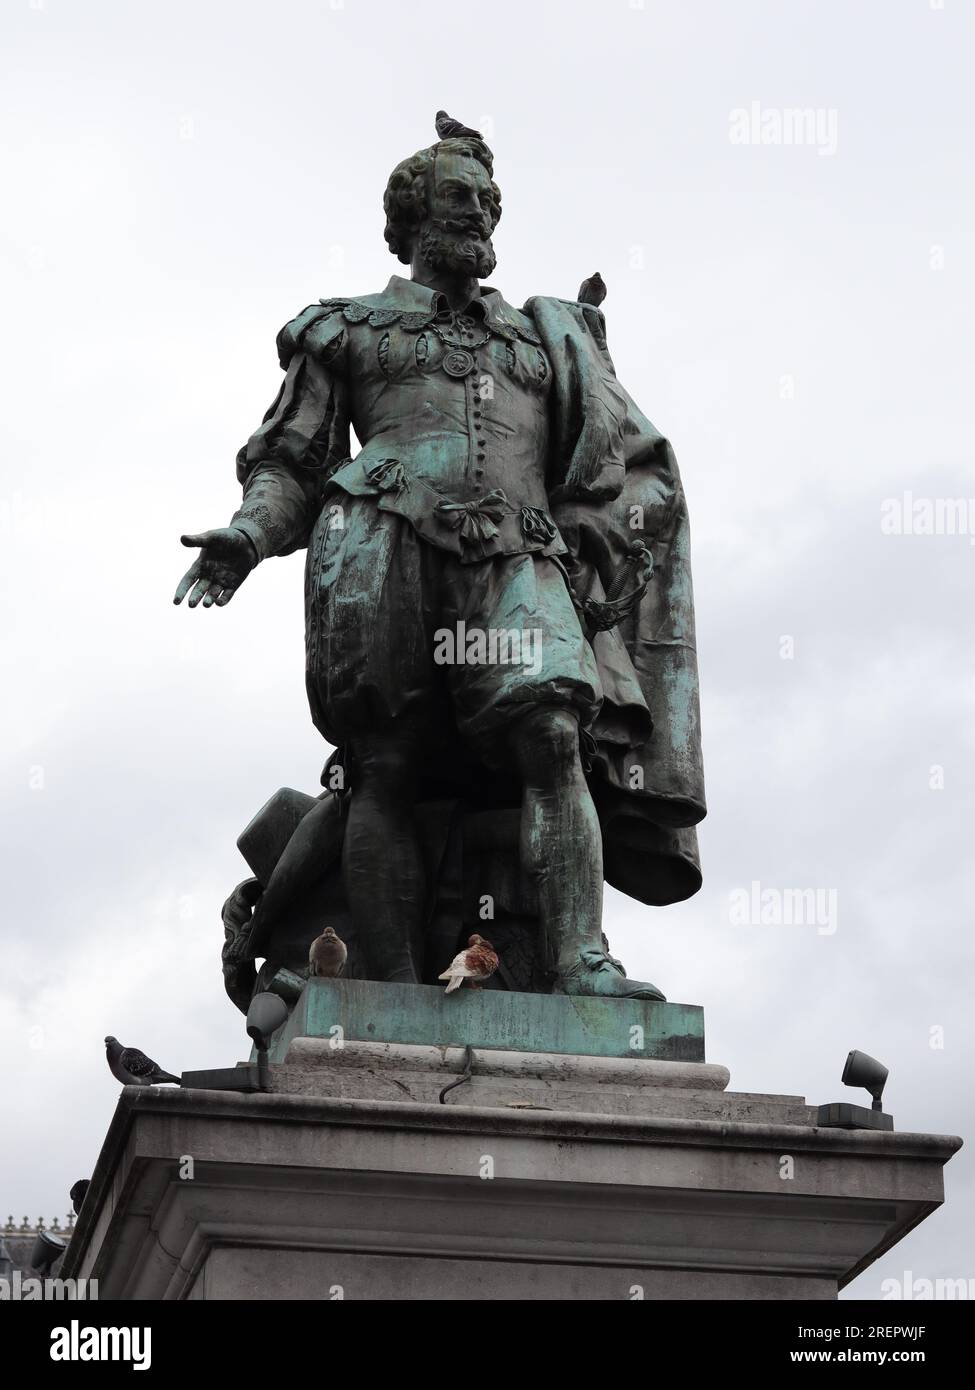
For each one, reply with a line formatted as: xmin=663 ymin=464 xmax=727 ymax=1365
xmin=268 ymin=978 xmax=705 ymax=1063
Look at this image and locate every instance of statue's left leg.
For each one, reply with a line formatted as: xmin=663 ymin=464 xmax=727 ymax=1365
xmin=507 ymin=706 xmax=665 ymax=1001
xmin=343 ymin=728 xmax=426 ymax=985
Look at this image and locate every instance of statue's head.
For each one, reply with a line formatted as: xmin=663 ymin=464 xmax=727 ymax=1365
xmin=383 ymin=134 xmax=502 ymax=279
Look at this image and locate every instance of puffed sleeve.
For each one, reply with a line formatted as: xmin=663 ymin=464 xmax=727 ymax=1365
xmin=230 ymin=304 xmax=349 ymax=560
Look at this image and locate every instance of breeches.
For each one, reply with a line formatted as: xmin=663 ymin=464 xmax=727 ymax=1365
xmin=305 ymin=496 xmax=602 ymax=754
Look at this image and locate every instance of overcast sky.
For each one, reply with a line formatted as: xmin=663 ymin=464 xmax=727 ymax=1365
xmin=2 ymin=0 xmax=972 ymax=1296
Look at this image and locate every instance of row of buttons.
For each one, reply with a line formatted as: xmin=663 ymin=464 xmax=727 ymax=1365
xmin=439 ymin=317 xmax=489 ymax=497
xmin=471 ymin=365 xmax=485 ymax=493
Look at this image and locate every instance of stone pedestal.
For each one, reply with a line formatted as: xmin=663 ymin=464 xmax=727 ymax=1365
xmin=63 ymin=984 xmax=961 ymax=1300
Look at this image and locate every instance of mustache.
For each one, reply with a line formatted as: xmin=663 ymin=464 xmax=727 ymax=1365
xmin=429 ymin=214 xmax=492 ymax=240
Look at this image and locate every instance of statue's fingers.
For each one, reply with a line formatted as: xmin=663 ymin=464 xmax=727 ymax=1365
xmin=173 ymin=562 xmax=202 ymax=604
xmin=181 ymin=531 xmax=215 ymax=549
xmin=186 ymin=576 xmax=213 ymax=608
xmin=214 ymin=585 xmax=236 ymax=606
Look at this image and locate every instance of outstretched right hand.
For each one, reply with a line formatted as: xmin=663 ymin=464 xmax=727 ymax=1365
xmin=173 ymin=528 xmax=258 ymax=608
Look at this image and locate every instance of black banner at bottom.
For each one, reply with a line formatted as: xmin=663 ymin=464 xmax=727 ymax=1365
xmin=3 ymin=1297 xmax=969 ymax=1374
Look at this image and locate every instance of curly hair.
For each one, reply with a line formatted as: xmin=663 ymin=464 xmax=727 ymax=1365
xmin=383 ymin=137 xmax=502 ymax=264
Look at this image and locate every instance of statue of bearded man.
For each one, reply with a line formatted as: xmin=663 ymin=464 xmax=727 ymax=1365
xmin=175 ymin=117 xmax=706 ymax=1002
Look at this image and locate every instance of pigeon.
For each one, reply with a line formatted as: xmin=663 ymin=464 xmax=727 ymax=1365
xmin=438 ymin=934 xmax=500 ymax=993
xmin=69 ymin=1179 xmax=90 ymax=1216
xmin=436 ymin=110 xmax=484 ymax=141
xmin=577 ymin=271 xmax=607 ymax=306
xmin=104 ymin=1036 xmax=180 ymax=1086
xmin=308 ymin=926 xmax=347 ymax=978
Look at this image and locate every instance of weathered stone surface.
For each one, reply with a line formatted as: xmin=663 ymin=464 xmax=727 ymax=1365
xmin=273 ymin=1039 xmax=815 ymax=1123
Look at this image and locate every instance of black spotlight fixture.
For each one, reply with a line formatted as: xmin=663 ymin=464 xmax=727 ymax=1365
xmin=843 ymin=1049 xmax=889 ymax=1110
xmin=246 ymin=991 xmax=289 ymax=1090
xmin=31 ymin=1230 xmax=67 ymax=1276
xmin=817 ymin=1049 xmax=893 ymax=1131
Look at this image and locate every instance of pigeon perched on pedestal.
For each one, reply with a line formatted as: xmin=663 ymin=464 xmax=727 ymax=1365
xmin=436 ymin=110 xmax=484 ymax=141
xmin=577 ymin=271 xmax=607 ymax=306
xmin=438 ymin=934 xmax=500 ymax=993
xmin=69 ymin=1180 xmax=90 ymax=1216
xmin=308 ymin=926 xmax=348 ymax=978
xmin=104 ymin=1036 xmax=180 ymax=1086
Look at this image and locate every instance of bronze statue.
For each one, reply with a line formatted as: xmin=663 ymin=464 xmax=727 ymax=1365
xmin=175 ymin=115 xmax=705 ymax=1008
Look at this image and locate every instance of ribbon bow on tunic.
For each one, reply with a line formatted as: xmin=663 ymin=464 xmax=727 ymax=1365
xmin=366 ymin=459 xmax=409 ymax=493
xmin=435 ymin=489 xmax=512 ymax=543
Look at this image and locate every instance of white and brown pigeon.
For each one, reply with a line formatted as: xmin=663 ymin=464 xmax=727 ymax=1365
xmin=105 ymin=1036 xmax=179 ymax=1086
xmin=438 ymin=934 xmax=500 ymax=993
xmin=308 ymin=926 xmax=348 ymax=978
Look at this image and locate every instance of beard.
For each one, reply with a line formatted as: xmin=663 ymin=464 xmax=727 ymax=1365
xmin=418 ymin=218 xmax=496 ymax=279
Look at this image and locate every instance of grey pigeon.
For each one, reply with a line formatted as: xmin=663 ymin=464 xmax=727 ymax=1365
xmin=436 ymin=110 xmax=483 ymax=141
xmin=577 ymin=271 xmax=607 ymax=306
xmin=105 ymin=1035 xmax=180 ymax=1086
xmin=69 ymin=1179 xmax=90 ymax=1216
xmin=308 ymin=926 xmax=347 ymax=978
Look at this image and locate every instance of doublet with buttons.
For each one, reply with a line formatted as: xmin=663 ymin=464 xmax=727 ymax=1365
xmin=233 ymin=276 xmax=567 ymax=565
xmin=329 ymin=290 xmax=565 ymax=563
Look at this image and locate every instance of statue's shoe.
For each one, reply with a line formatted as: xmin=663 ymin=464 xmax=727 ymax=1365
xmin=557 ymin=949 xmax=666 ymax=1002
